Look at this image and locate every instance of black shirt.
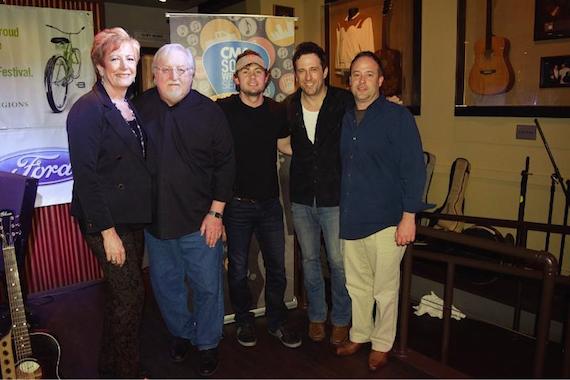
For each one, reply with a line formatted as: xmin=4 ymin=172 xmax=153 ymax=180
xmin=135 ymin=88 xmax=235 ymax=239
xmin=284 ymin=87 xmax=353 ymax=207
xmin=217 ymin=94 xmax=289 ymax=201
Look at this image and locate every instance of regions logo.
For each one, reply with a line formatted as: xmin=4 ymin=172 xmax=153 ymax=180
xmin=0 ymin=148 xmax=72 ymax=185
xmin=203 ymin=41 xmax=269 ymax=95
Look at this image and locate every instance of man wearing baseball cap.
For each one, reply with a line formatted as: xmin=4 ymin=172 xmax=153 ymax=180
xmin=217 ymin=50 xmax=302 ymax=349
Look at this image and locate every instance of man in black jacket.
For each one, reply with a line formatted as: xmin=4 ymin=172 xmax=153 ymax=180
xmin=135 ymin=43 xmax=235 ymax=377
xmin=280 ymin=42 xmax=353 ymax=345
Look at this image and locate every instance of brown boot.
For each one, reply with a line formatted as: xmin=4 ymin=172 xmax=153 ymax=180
xmin=335 ymin=341 xmax=363 ymax=356
xmin=308 ymin=322 xmax=326 ymax=342
xmin=330 ymin=325 xmax=349 ymax=345
xmin=368 ymin=350 xmax=388 ymax=371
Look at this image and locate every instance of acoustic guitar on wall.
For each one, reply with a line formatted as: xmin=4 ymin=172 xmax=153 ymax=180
xmin=376 ymin=0 xmax=402 ymax=97
xmin=468 ymin=0 xmax=514 ymax=95
xmin=0 ymin=210 xmax=62 ymax=379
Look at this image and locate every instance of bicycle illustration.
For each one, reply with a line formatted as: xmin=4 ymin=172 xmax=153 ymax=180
xmin=44 ymin=24 xmax=85 ymax=113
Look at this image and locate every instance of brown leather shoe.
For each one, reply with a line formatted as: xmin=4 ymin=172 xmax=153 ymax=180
xmin=335 ymin=341 xmax=363 ymax=356
xmin=330 ymin=325 xmax=349 ymax=345
xmin=308 ymin=321 xmax=326 ymax=342
xmin=368 ymin=350 xmax=388 ymax=371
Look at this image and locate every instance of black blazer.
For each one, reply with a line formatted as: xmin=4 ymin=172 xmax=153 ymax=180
xmin=66 ymin=81 xmax=152 ymax=234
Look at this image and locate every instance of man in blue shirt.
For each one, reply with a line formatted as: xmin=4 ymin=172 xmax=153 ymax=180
xmin=336 ymin=51 xmax=427 ymax=371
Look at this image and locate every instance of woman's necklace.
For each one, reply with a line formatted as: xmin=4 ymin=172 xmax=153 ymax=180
xmin=111 ymin=97 xmax=135 ymax=121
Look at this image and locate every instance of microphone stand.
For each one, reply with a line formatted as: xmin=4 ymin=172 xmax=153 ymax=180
xmin=513 ymin=156 xmax=531 ymax=332
xmin=535 ymin=118 xmax=569 ymax=273
xmin=516 ymin=156 xmax=530 ymax=247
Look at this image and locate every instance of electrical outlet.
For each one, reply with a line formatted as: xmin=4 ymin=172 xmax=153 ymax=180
xmin=516 ymin=124 xmax=536 ymax=140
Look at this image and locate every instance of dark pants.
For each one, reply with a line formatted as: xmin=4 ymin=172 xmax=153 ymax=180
xmin=224 ymin=197 xmax=288 ymax=331
xmin=84 ymin=229 xmax=145 ymax=379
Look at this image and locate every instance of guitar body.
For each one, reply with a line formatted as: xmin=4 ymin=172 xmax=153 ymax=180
xmin=378 ymin=0 xmax=402 ymax=97
xmin=1 ymin=211 xmax=61 ymax=379
xmin=0 ymin=330 xmax=62 ymax=379
xmin=378 ymin=47 xmax=402 ymax=97
xmin=468 ymin=35 xmax=514 ymax=95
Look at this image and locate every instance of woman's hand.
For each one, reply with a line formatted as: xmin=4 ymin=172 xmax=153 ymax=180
xmin=101 ymin=227 xmax=126 ymax=267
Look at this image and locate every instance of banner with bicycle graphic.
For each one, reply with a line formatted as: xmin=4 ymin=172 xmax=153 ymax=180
xmin=0 ymin=5 xmax=95 ymax=207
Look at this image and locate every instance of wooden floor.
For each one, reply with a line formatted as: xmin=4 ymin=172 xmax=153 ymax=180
xmin=7 ymin=274 xmax=567 ymax=378
xmin=20 ymin=279 xmax=429 ymax=379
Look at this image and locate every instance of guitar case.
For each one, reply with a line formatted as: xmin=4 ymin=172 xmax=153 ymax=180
xmin=431 ymin=158 xmax=471 ymax=233
xmin=422 ymin=225 xmax=514 ymax=286
xmin=456 ymin=225 xmax=514 ymax=285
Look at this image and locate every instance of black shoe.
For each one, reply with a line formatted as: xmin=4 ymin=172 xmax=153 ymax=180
xmin=236 ymin=323 xmax=257 ymax=347
xmin=268 ymin=325 xmax=302 ymax=348
xmin=170 ymin=337 xmax=191 ymax=362
xmin=198 ymin=348 xmax=219 ymax=377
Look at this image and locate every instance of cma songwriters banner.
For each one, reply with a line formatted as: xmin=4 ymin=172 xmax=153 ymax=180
xmin=0 ymin=5 xmax=95 ymax=207
xmin=168 ymin=13 xmax=297 ymax=100
xmin=168 ymin=13 xmax=298 ymax=314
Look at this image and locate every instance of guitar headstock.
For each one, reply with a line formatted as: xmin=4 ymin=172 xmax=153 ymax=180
xmin=383 ymin=0 xmax=393 ymax=16
xmin=0 ymin=209 xmax=20 ymax=249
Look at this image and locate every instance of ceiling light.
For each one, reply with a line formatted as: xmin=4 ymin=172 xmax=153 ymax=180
xmin=159 ymin=0 xmax=166 ymax=3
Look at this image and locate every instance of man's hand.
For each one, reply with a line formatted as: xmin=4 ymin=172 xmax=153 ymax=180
xmin=278 ymin=136 xmax=292 ymax=156
xmin=102 ymin=227 xmax=125 ymax=267
xmin=201 ymin=214 xmax=223 ymax=248
xmin=386 ymin=95 xmax=404 ymax=105
xmin=395 ymin=212 xmax=416 ymax=246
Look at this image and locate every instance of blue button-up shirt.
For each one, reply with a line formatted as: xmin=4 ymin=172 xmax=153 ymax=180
xmin=340 ymin=96 xmax=428 ymax=240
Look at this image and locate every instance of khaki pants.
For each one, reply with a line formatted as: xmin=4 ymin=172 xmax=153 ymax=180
xmin=341 ymin=226 xmax=405 ymax=352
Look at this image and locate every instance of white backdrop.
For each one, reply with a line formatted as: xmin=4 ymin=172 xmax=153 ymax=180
xmin=0 ymin=5 xmax=95 ymax=206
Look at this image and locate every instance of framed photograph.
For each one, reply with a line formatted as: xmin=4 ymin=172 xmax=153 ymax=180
xmin=540 ymin=55 xmax=570 ymax=87
xmin=324 ymin=0 xmax=422 ymax=114
xmin=534 ymin=0 xmax=570 ymax=40
xmin=273 ymin=5 xmax=294 ymax=17
xmin=455 ymin=0 xmax=570 ymax=117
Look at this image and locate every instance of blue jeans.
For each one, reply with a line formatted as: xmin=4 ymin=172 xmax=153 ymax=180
xmin=145 ymin=230 xmax=224 ymax=351
xmin=291 ymin=202 xmax=351 ymax=326
xmin=224 ymin=197 xmax=288 ymax=331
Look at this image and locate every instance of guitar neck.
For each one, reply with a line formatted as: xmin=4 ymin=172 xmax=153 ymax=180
xmin=3 ymin=245 xmax=32 ymax=359
xmin=485 ymin=0 xmax=493 ymax=52
xmin=382 ymin=0 xmax=392 ymax=49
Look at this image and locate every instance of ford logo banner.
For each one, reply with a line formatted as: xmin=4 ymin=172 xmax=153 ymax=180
xmin=0 ymin=148 xmax=73 ymax=185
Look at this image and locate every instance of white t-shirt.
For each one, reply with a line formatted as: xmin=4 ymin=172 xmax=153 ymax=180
xmin=302 ymin=106 xmax=319 ymax=144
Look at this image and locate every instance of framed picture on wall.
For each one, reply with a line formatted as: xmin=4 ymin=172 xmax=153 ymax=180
xmin=534 ymin=0 xmax=570 ymax=40
xmin=324 ymin=0 xmax=422 ymax=114
xmin=539 ymin=55 xmax=570 ymax=87
xmin=455 ymin=0 xmax=570 ymax=117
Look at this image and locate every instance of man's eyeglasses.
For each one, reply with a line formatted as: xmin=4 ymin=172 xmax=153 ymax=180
xmin=156 ymin=66 xmax=192 ymax=76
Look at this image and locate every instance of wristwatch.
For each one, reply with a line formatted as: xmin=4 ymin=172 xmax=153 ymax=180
xmin=208 ymin=210 xmax=223 ymax=219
